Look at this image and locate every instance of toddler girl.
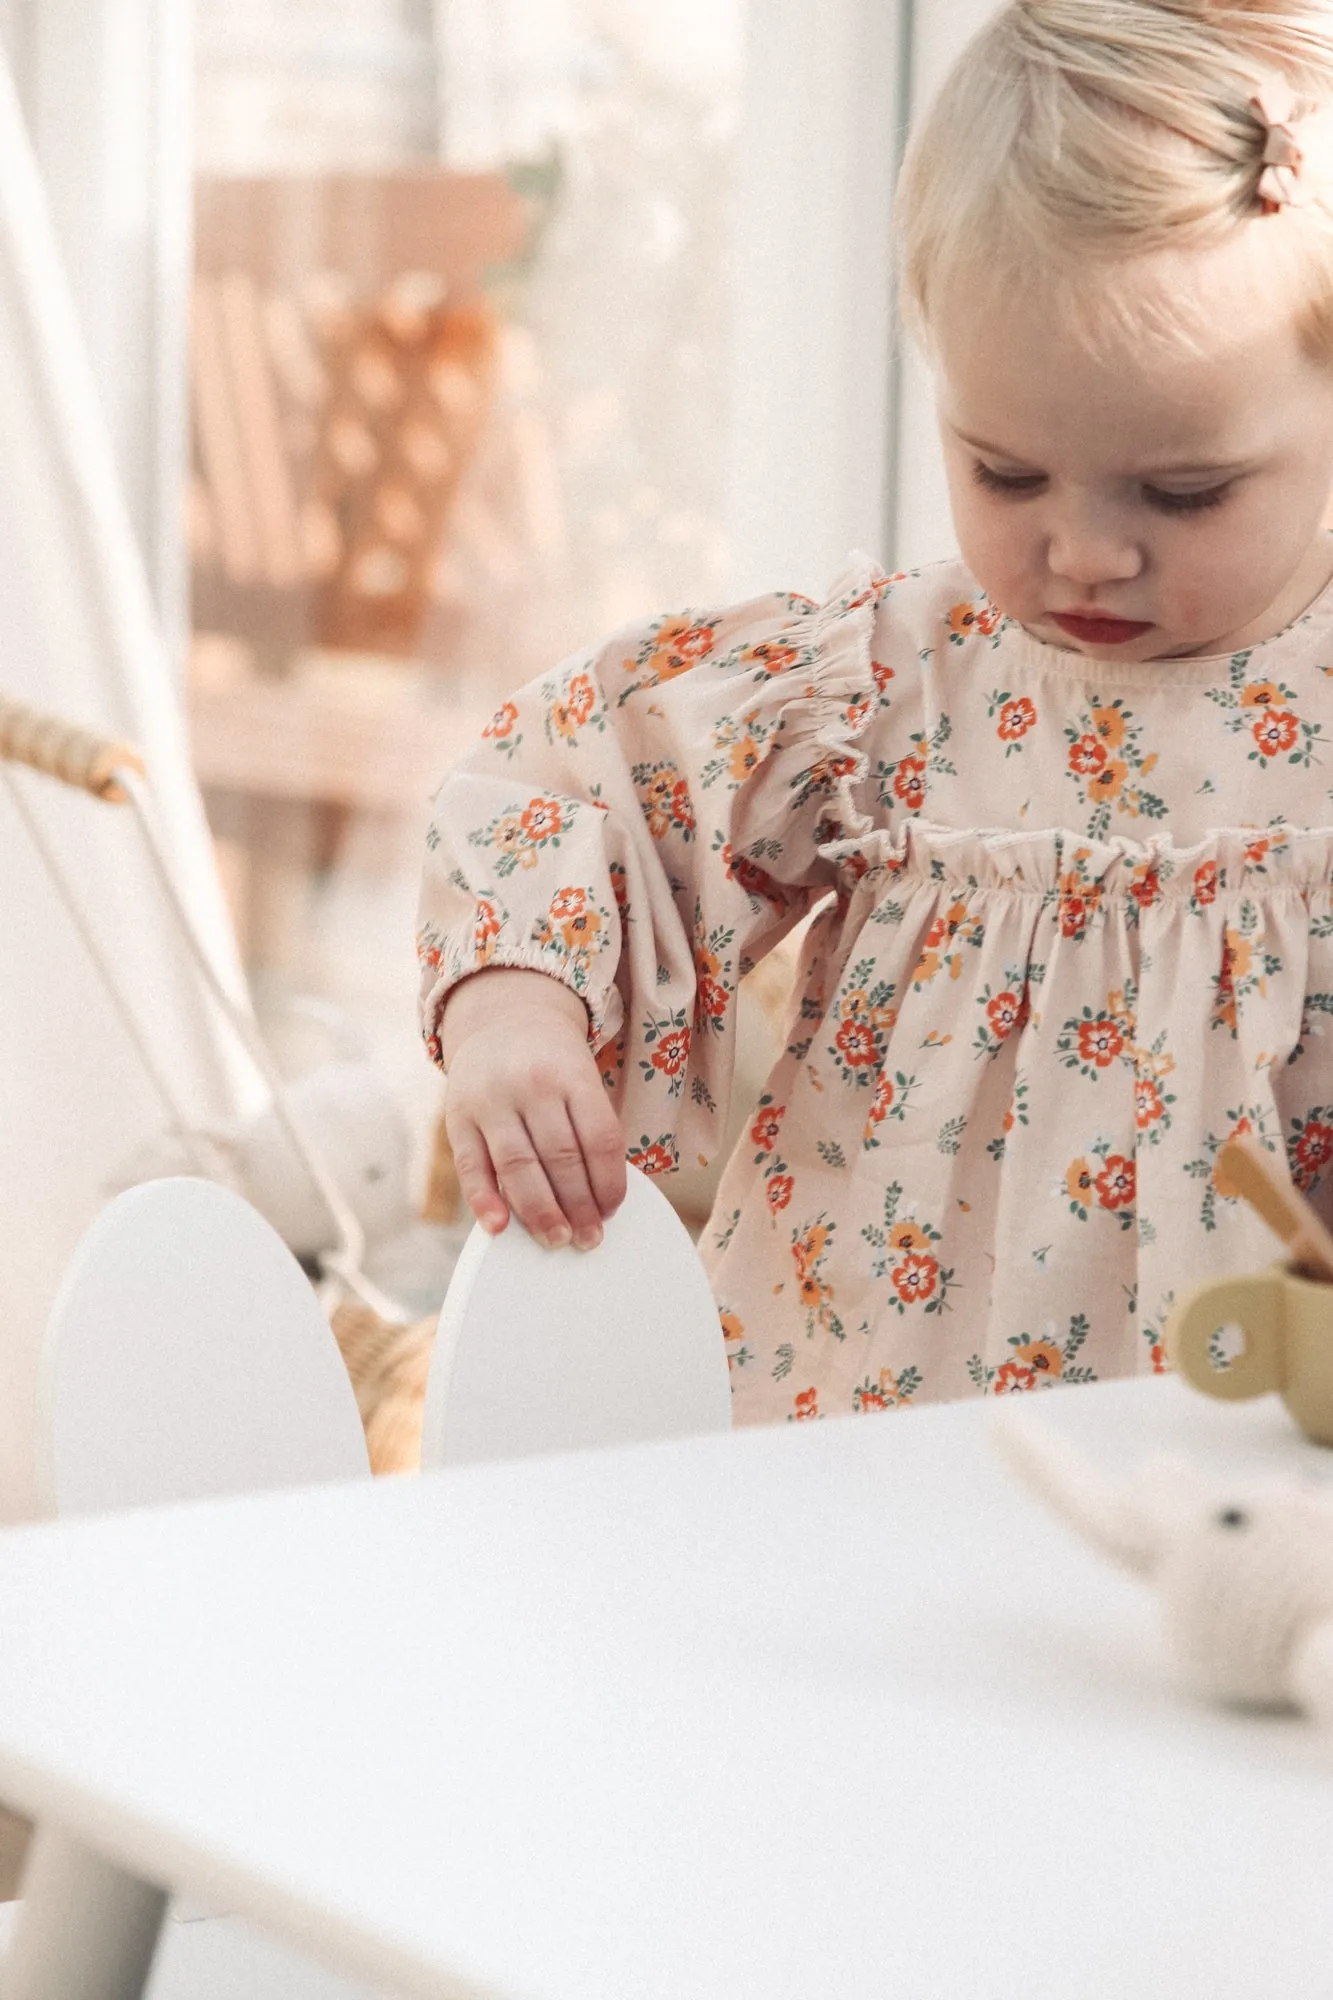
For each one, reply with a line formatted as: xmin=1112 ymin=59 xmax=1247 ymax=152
xmin=418 ymin=0 xmax=1333 ymax=1424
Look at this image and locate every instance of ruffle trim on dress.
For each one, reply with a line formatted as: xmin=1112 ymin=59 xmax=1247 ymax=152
xmin=815 ymin=817 xmax=1333 ymax=906
xmin=733 ymin=549 xmax=897 ymax=856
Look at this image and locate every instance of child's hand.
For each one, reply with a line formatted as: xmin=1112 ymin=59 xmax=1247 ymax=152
xmin=440 ymin=968 xmax=627 ymax=1249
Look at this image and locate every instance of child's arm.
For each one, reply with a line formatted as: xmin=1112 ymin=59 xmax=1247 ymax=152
xmin=417 ymin=561 xmax=887 ymax=1240
xmin=438 ymin=966 xmax=625 ymax=1248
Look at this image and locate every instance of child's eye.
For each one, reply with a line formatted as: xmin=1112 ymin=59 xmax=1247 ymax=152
xmin=972 ymin=462 xmax=1042 ymax=496
xmin=1143 ymin=483 xmax=1231 ymax=515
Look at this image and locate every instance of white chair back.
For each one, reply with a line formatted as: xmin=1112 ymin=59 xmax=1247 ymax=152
xmin=37 ymin=1176 xmax=369 ymax=1517
xmin=420 ymin=1164 xmax=732 ymax=1468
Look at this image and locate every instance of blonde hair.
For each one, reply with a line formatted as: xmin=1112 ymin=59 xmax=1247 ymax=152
xmin=893 ymin=0 xmax=1333 ymax=364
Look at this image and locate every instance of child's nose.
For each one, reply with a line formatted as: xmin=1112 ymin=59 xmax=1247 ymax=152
xmin=1046 ymin=507 xmax=1143 ymax=587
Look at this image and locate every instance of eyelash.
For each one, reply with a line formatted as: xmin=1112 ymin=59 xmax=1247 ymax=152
xmin=970 ymin=461 xmax=1231 ymax=515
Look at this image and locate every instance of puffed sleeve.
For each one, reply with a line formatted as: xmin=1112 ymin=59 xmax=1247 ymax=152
xmin=417 ymin=553 xmax=893 ymax=1173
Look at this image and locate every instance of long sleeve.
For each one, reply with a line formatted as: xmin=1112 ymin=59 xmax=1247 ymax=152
xmin=417 ymin=553 xmax=892 ymax=1173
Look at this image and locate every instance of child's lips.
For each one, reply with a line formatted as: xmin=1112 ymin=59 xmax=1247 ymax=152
xmin=1050 ymin=612 xmax=1154 ymax=644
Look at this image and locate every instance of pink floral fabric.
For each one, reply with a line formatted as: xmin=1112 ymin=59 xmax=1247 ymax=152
xmin=418 ymin=548 xmax=1333 ymax=1425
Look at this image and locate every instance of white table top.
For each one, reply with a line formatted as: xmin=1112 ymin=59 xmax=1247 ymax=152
xmin=0 ymin=1376 xmax=1329 ymax=2000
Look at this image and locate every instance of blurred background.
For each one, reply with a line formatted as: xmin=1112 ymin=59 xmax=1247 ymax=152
xmin=188 ymin=0 xmax=748 ymax=1121
xmin=0 ymin=0 xmax=983 ymax=1514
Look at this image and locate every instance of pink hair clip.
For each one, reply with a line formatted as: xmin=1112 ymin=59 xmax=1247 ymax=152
xmin=1250 ymin=78 xmax=1311 ymax=214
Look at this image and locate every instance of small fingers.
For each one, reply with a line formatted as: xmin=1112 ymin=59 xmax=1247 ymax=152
xmin=447 ymin=1115 xmax=510 ymax=1236
xmin=521 ymin=1099 xmax=605 ymax=1248
xmin=568 ymin=1080 xmax=627 ymax=1223
xmin=487 ymin=1117 xmax=576 ymax=1249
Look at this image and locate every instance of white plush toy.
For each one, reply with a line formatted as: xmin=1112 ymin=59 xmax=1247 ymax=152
xmin=991 ymin=1408 xmax=1333 ymax=1726
xmin=110 ymin=1058 xmax=410 ymax=1259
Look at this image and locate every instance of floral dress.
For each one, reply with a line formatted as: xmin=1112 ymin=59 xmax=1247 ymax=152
xmin=417 ymin=546 xmax=1333 ymax=1426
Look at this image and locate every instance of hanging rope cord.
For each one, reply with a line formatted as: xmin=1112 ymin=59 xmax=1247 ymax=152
xmin=0 ymin=692 xmax=406 ymax=1323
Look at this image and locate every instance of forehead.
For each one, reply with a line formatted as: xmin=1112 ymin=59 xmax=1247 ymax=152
xmin=933 ymin=248 xmax=1318 ymax=471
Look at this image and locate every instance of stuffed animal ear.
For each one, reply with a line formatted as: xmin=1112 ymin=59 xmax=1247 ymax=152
xmin=988 ymin=1406 xmax=1164 ymax=1576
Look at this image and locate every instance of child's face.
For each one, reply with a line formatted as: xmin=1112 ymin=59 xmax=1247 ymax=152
xmin=933 ymin=254 xmax=1333 ymax=661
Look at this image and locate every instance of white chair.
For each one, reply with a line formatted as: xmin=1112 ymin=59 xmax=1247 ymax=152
xmin=421 ymin=1162 xmax=732 ymax=1469
xmin=4 ymin=1176 xmax=384 ymax=2000
xmin=38 ymin=1175 xmax=371 ymax=1516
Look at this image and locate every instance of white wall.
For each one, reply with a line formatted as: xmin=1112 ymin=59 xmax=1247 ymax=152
xmin=890 ymin=0 xmax=1002 ymax=571
xmin=725 ymin=0 xmax=910 ymax=600
xmin=0 ymin=30 xmax=249 ymax=1522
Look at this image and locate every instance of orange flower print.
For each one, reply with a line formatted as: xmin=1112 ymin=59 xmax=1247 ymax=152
xmin=1135 ymin=1077 xmax=1166 ymax=1129
xmin=946 ymin=598 xmax=1001 ymax=641
xmin=1211 ymin=660 xmax=1321 ymax=768
xmin=891 ymin=1252 xmax=939 ymax=1306
xmin=1066 ymin=699 xmax=1164 ymax=834
xmin=719 ymin=1310 xmax=745 ymax=1342
xmin=1192 ymin=860 xmax=1219 ymax=908
xmin=473 ymin=896 xmax=501 ymax=960
xmin=425 ymin=1032 xmax=442 ymax=1067
xmin=696 ymin=970 xmax=728 ymax=1025
xmin=835 ymin=1017 xmax=880 ymax=1067
xmin=482 ymin=700 xmax=518 ymax=740
xmin=521 ymin=796 xmax=563 ymax=842
xmin=750 ymin=1099 xmax=786 ymax=1154
xmin=766 ymin=1172 xmax=794 ymax=1213
xmin=862 ymin=1067 xmax=898 ymax=1146
xmin=1095 ymin=1154 xmax=1136 ymax=1213
xmin=637 ymin=763 xmax=696 ymax=841
xmin=692 ymin=920 xmax=736 ymax=1038
xmin=645 ymin=617 xmax=716 ymax=681
xmin=627 ymin=1137 xmax=678 ymax=1176
xmin=1090 ymin=704 xmax=1126 ymax=748
xmin=728 ymin=735 xmax=762 ymax=783
xmin=892 ymin=754 xmax=927 ymax=812
xmin=997 ymin=695 xmax=1037 ymax=742
xmin=718 ymin=843 xmax=786 ymax=910
xmin=913 ymin=899 xmax=983 ymax=988
xmin=853 ymin=1365 xmax=923 ymax=1413
xmin=1060 ymin=893 xmax=1093 ymax=940
xmin=1128 ymin=862 xmax=1161 ymax=910
xmin=1252 ymin=709 xmax=1300 ymax=757
xmin=543 ymin=665 xmax=604 ymax=743
xmin=650 ymin=1028 xmax=690 ymax=1079
xmin=791 ymin=1219 xmax=842 ymax=1338
xmin=1087 ymin=758 xmax=1127 ymax=806
xmin=1077 ymin=1016 xmax=1123 ymax=1067
xmin=560 ymin=907 xmax=602 ymax=951
xmin=741 ymin=640 xmax=801 ymax=677
xmin=986 ymin=990 xmax=1025 ymax=1038
xmin=872 ymin=657 xmax=895 ymax=695
xmin=971 ymin=1315 xmax=1095 ymax=1393
xmin=792 ymin=1388 xmax=820 ymax=1421
xmin=1290 ymin=1113 xmax=1333 ymax=1194
xmin=1013 ymin=1338 xmax=1063 ymax=1378
xmin=1066 ymin=1158 xmax=1094 ymax=1214
xmin=566 ymin=673 xmax=595 ymax=724
xmin=549 ymin=886 xmax=587 ymax=923
xmin=867 ymin=1185 xmax=953 ymax=1315
xmin=1068 ymin=732 xmax=1107 ymax=777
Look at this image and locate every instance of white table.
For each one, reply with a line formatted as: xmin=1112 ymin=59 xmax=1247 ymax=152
xmin=0 ymin=1376 xmax=1330 ymax=2000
